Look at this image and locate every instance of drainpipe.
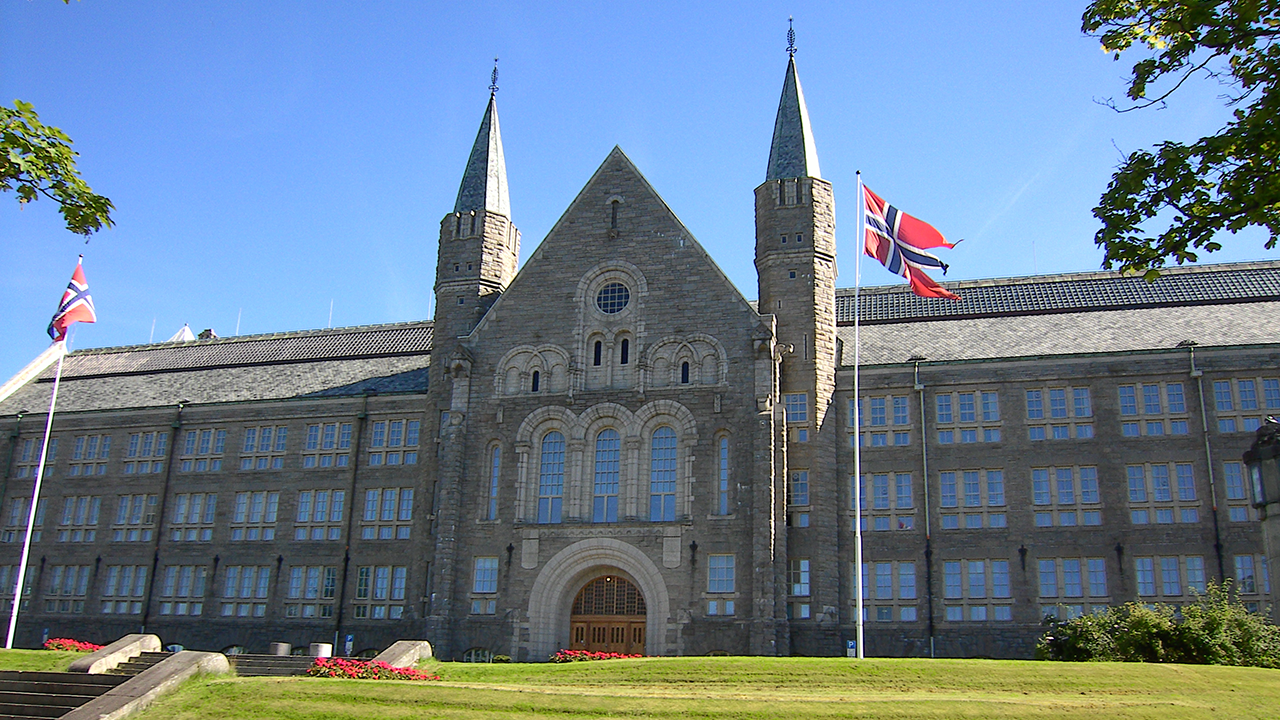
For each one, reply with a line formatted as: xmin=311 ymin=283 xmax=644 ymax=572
xmin=1182 ymin=342 xmax=1226 ymax=581
xmin=141 ymin=400 xmax=186 ymax=633
xmin=0 ymin=413 xmax=26 ymax=529
xmin=333 ymin=394 xmax=370 ymax=652
xmin=911 ymin=357 xmax=935 ymax=659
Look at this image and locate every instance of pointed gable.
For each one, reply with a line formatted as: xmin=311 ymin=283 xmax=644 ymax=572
xmin=454 ymin=93 xmax=511 ymax=217
xmin=766 ymin=56 xmax=821 ymax=181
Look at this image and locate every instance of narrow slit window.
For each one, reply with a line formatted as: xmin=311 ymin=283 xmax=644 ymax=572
xmin=531 ymin=371 xmax=540 ymax=393
xmin=593 ymin=341 xmax=602 ymax=367
xmin=610 ymin=200 xmax=619 ymax=229
xmin=681 ymin=362 xmax=690 ymax=385
xmin=620 ymin=339 xmax=629 ymax=365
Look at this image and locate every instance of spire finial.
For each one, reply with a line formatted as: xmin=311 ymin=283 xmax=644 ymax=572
xmin=787 ymin=17 xmax=796 ymax=57
xmin=490 ymin=58 xmax=499 ymax=94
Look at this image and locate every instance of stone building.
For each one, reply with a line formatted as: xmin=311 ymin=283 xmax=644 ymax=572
xmin=0 ymin=53 xmax=1275 ymax=660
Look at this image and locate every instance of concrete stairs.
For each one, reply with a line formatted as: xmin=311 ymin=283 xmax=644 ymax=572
xmin=227 ymin=654 xmax=320 ymax=677
xmin=105 ymin=652 xmax=172 ymax=677
xmin=0 ymin=670 xmax=127 ymax=719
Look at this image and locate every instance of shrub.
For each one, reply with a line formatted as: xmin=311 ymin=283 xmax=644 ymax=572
xmin=549 ymin=649 xmax=642 ymax=663
xmin=44 ymin=638 xmax=103 ymax=652
xmin=307 ymin=657 xmax=440 ymax=680
xmin=1037 ymin=582 xmax=1280 ymax=667
xmin=492 ymin=654 xmax=512 ymax=663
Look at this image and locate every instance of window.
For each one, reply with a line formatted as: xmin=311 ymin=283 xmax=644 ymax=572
xmin=56 ymin=495 xmax=100 ymax=542
xmin=1 ymin=498 xmax=45 ymax=543
xmin=360 ymin=488 xmax=413 ymax=539
xmin=123 ymin=432 xmax=167 ymax=475
xmin=1235 ymin=554 xmax=1268 ymax=594
xmin=179 ymin=429 xmax=224 ymax=472
xmin=69 ymin=434 xmax=111 ymax=476
xmin=221 ymin=566 xmax=271 ymax=617
xmin=473 ymin=557 xmax=499 ymax=594
xmin=100 ymin=565 xmax=147 ymax=615
xmin=790 ymin=470 xmax=810 ymax=507
xmin=1026 ymin=387 xmax=1093 ymax=439
xmin=935 ymin=390 xmax=1000 ymax=443
xmin=159 ymin=565 xmax=207 ymax=616
xmin=169 ymin=493 xmax=216 ymax=542
xmin=856 ymin=394 xmax=912 ymax=446
xmin=538 ymin=431 xmax=565 ymax=524
xmin=44 ymin=565 xmax=90 ymax=614
xmin=13 ymin=437 xmax=58 ymax=480
xmin=595 ymin=282 xmax=630 ymax=314
xmin=852 ymin=473 xmax=917 ymax=531
xmin=708 ymin=554 xmax=736 ymax=603
xmin=1126 ymin=463 xmax=1200 ymax=525
xmin=1134 ymin=556 xmax=1206 ymax=600
xmin=230 ymin=491 xmax=278 ymax=541
xmin=716 ymin=436 xmax=731 ymax=516
xmin=353 ymin=565 xmax=407 ymax=619
xmin=937 ymin=470 xmax=1005 ymax=529
xmin=367 ymin=419 xmax=420 ymax=466
xmin=1117 ymin=383 xmax=1190 ymax=436
xmin=1038 ymin=557 xmax=1110 ymax=618
xmin=650 ymin=427 xmax=678 ymax=521
xmin=1031 ymin=466 xmax=1102 ymax=527
xmin=941 ymin=558 xmax=1011 ymax=621
xmin=112 ymin=494 xmax=157 ymax=542
xmin=1214 ymin=378 xmax=1277 ymax=433
xmin=1223 ymin=461 xmax=1253 ymax=522
xmin=785 ymin=394 xmax=808 ymax=423
xmin=789 ymin=559 xmax=810 ymax=596
xmin=239 ymin=425 xmax=287 ymax=470
xmin=593 ymin=429 xmax=621 ymax=523
xmin=294 ymin=489 xmax=344 ymax=540
xmin=285 ymin=566 xmax=337 ymax=618
xmin=303 ymin=422 xmax=352 ymax=468
xmin=484 ymin=446 xmax=500 ymax=521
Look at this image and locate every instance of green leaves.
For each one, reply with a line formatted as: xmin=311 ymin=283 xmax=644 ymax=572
xmin=1083 ymin=0 xmax=1280 ymax=275
xmin=1 ymin=99 xmax=114 ymax=237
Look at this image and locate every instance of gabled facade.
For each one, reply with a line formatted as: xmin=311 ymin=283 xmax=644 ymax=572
xmin=0 ymin=52 xmax=1275 ymax=660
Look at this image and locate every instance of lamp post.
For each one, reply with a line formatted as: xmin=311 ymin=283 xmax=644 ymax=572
xmin=1243 ymin=419 xmax=1280 ymax=622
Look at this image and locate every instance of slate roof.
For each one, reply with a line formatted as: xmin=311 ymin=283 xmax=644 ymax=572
xmin=765 ymin=55 xmax=821 ymax=181
xmin=839 ymin=261 xmax=1280 ymax=325
xmin=0 ymin=322 xmax=433 ymax=414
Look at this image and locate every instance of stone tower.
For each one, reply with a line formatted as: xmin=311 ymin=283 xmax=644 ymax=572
xmin=427 ymin=88 xmax=520 ymax=655
xmin=753 ymin=51 xmax=841 ymax=653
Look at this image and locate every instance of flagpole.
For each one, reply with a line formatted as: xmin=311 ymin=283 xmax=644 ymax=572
xmin=854 ymin=170 xmax=864 ymax=660
xmin=5 ymin=341 xmax=67 ymax=649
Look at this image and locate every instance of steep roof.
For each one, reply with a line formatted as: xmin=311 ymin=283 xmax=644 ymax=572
xmin=765 ymin=55 xmax=821 ymax=181
xmin=453 ymin=93 xmax=511 ymax=217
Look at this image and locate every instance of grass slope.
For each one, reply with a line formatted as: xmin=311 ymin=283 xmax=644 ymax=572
xmin=130 ymin=656 xmax=1277 ymax=720
xmin=0 ymin=649 xmax=84 ymax=672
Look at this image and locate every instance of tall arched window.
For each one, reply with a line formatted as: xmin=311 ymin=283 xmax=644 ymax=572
xmin=593 ymin=429 xmax=620 ymax=523
xmin=593 ymin=341 xmax=603 ymax=367
xmin=681 ymin=362 xmax=690 ymax=384
xmin=649 ymin=427 xmax=677 ymax=522
xmin=620 ymin=339 xmax=629 ymax=365
xmin=538 ymin=432 xmax=564 ymax=524
xmin=717 ymin=435 xmax=730 ymax=515
xmin=484 ymin=446 xmax=500 ymax=521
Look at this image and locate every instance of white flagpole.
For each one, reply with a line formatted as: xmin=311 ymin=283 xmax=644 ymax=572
xmin=854 ymin=171 xmax=864 ymax=659
xmin=6 ymin=341 xmax=67 ymax=649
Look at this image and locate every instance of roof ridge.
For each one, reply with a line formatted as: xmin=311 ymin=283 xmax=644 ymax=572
xmin=69 ymin=319 xmax=435 ymax=357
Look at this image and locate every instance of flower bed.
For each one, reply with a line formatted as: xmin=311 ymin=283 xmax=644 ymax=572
xmin=44 ymin=638 xmax=103 ymax=653
xmin=549 ymin=649 xmax=642 ymax=663
xmin=307 ymin=657 xmax=439 ymax=680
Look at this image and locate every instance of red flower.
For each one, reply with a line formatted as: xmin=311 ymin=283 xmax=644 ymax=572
xmin=44 ymin=638 xmax=103 ymax=653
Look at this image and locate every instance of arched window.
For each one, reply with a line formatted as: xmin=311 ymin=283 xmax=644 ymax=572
xmin=681 ymin=362 xmax=690 ymax=385
xmin=717 ymin=435 xmax=730 ymax=515
xmin=593 ymin=429 xmax=620 ymax=523
xmin=484 ymin=446 xmax=500 ymax=521
xmin=620 ymin=339 xmax=629 ymax=365
xmin=649 ymin=427 xmax=677 ymax=522
xmin=610 ymin=200 xmax=620 ymax=230
xmin=594 ymin=341 xmax=603 ymax=367
xmin=538 ymin=432 xmax=564 ymax=524
xmin=531 ymin=370 xmax=540 ymax=393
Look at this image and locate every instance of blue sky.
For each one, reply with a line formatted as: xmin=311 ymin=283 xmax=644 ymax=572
xmin=0 ymin=1 xmax=1271 ymax=379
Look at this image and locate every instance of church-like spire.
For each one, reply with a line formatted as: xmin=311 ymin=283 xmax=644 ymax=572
xmin=765 ymin=23 xmax=821 ymax=181
xmin=454 ymin=61 xmax=511 ymax=217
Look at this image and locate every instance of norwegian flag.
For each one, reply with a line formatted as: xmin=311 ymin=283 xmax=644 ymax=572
xmin=863 ymin=185 xmax=959 ymax=300
xmin=47 ymin=257 xmax=97 ymax=342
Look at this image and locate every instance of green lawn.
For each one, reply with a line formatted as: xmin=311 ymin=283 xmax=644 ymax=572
xmin=128 ymin=656 xmax=1277 ymax=719
xmin=0 ymin=648 xmax=84 ymax=672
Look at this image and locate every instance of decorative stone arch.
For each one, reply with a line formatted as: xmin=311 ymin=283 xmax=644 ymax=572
xmin=573 ymin=260 xmax=649 ymax=392
xmin=494 ymin=344 xmax=571 ymax=396
xmin=634 ymin=400 xmax=698 ymax=520
xmin=634 ymin=399 xmax=698 ymax=440
xmin=514 ymin=406 xmax=579 ymax=522
xmin=643 ymin=333 xmax=727 ymax=387
xmin=575 ymin=402 xmax=637 ymax=442
xmin=526 ymin=538 xmax=671 ymax=660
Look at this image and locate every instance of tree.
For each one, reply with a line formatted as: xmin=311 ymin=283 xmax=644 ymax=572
xmin=1083 ymin=0 xmax=1279 ymax=278
xmin=1 ymin=99 xmax=114 ymax=237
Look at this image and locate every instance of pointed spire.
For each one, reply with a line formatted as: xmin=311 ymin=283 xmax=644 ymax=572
xmin=765 ymin=22 xmax=821 ymax=181
xmin=454 ymin=61 xmax=511 ymax=218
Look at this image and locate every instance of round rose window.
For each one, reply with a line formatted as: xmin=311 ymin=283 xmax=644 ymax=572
xmin=595 ymin=282 xmax=630 ymax=314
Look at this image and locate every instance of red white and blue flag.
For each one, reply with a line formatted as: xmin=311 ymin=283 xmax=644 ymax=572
xmin=863 ymin=185 xmax=959 ymax=300
xmin=47 ymin=257 xmax=97 ymax=342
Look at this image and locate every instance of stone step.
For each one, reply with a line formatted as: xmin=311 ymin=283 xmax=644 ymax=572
xmin=0 ymin=702 xmax=69 ymax=718
xmin=0 ymin=690 xmax=96 ymax=707
xmin=229 ymin=653 xmax=339 ymax=677
xmin=107 ymin=651 xmax=173 ymax=676
xmin=0 ymin=672 xmax=125 ymax=687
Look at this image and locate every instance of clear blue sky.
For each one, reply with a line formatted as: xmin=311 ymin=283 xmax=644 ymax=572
xmin=1 ymin=1 xmax=1271 ymax=380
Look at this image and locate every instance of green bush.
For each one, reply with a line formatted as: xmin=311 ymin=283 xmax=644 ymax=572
xmin=1037 ymin=582 xmax=1280 ymax=667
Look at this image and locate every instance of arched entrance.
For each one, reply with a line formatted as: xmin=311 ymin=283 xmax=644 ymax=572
xmin=569 ymin=575 xmax=646 ymax=654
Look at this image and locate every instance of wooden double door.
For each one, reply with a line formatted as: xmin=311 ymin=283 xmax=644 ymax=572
xmin=569 ymin=575 xmax=646 ymax=655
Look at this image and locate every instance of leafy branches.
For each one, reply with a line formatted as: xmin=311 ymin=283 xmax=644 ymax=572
xmin=1083 ymin=0 xmax=1280 ymax=278
xmin=1 ymin=99 xmax=114 ymax=238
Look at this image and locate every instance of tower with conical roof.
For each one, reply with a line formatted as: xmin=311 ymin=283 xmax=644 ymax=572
xmin=754 ymin=26 xmax=841 ymax=655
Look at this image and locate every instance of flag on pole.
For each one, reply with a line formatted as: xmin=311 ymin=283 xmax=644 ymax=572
xmin=863 ymin=186 xmax=960 ymax=300
xmin=47 ymin=257 xmax=96 ymax=341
